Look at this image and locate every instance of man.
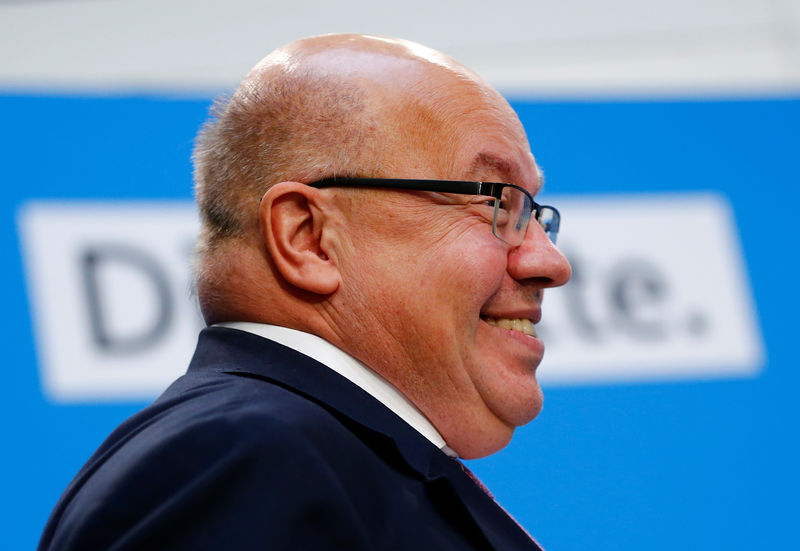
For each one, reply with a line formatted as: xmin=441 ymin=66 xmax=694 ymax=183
xmin=39 ymin=34 xmax=570 ymax=550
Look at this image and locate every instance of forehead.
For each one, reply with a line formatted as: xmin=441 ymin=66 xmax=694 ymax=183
xmin=422 ymin=77 xmax=540 ymax=194
xmin=367 ymin=57 xmax=540 ymax=194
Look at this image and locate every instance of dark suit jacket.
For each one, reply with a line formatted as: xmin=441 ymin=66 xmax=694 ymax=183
xmin=39 ymin=327 xmax=542 ymax=550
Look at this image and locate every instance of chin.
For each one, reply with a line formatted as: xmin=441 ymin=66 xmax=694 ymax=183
xmin=500 ymin=383 xmax=544 ymax=428
xmin=456 ymin=426 xmax=516 ymax=460
xmin=455 ymin=393 xmax=544 ymax=460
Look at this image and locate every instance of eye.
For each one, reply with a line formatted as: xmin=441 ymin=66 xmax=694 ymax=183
xmin=468 ymin=195 xmax=496 ymax=208
xmin=474 ymin=196 xmax=505 ymax=209
xmin=467 ymin=197 xmax=496 ymax=223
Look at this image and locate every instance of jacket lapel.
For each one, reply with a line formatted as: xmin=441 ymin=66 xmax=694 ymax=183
xmin=190 ymin=327 xmax=542 ymax=550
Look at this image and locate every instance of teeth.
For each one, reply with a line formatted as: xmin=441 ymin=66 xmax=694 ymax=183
xmin=482 ymin=316 xmax=537 ymax=337
xmin=497 ymin=318 xmax=513 ymax=330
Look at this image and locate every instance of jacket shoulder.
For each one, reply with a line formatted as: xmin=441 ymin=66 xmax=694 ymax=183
xmin=41 ymin=371 xmax=377 ymax=551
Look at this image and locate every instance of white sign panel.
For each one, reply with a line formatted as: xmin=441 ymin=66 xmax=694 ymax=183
xmin=19 ymin=202 xmax=202 ymax=402
xmin=537 ymin=192 xmax=764 ymax=383
xmin=18 ymin=193 xmax=764 ymax=402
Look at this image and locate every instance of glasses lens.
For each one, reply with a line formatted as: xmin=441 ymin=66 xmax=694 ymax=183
xmin=492 ymin=186 xmax=532 ymax=246
xmin=538 ymin=206 xmax=560 ymax=244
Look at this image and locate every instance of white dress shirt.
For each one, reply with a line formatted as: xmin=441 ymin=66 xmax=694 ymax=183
xmin=215 ymin=321 xmax=457 ymax=457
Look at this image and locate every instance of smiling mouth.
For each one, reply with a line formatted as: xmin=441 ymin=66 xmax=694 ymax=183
xmin=481 ymin=316 xmax=537 ymax=337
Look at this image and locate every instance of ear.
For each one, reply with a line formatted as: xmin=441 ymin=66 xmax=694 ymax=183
xmin=259 ymin=182 xmax=340 ymax=295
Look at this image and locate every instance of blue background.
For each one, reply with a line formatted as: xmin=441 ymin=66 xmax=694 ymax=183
xmin=2 ymin=94 xmax=798 ymax=549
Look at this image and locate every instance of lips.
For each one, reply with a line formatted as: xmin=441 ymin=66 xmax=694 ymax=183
xmin=481 ymin=316 xmax=537 ymax=337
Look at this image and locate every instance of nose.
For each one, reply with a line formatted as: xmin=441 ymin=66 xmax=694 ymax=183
xmin=507 ymin=221 xmax=571 ymax=288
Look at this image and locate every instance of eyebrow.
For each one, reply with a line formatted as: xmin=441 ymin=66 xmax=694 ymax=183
xmin=468 ymin=152 xmax=543 ymax=194
xmin=536 ymin=166 xmax=546 ymax=194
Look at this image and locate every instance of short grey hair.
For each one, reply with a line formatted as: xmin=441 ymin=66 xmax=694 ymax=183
xmin=192 ymin=71 xmax=383 ymax=256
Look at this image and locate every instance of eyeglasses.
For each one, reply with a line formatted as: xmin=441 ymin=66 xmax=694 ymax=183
xmin=309 ymin=177 xmax=561 ymax=246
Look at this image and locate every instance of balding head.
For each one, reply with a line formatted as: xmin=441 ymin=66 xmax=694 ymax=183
xmin=194 ymin=34 xmax=504 ymax=247
xmin=193 ymin=33 xmax=514 ymax=321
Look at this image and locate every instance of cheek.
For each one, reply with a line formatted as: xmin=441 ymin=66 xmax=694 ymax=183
xmin=343 ymin=208 xmax=508 ymax=325
xmin=425 ymin=244 xmax=507 ymax=306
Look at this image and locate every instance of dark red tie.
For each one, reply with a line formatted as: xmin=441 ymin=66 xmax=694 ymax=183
xmin=456 ymin=459 xmax=544 ymax=549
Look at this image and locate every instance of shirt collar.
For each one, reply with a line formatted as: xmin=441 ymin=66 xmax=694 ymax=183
xmin=213 ymin=321 xmax=456 ymax=457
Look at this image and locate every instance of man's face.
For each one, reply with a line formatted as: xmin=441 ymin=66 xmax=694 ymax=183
xmin=328 ymin=79 xmax=571 ymax=459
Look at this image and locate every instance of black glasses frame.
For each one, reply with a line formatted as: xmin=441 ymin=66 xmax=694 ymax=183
xmin=308 ymin=177 xmax=560 ymax=245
